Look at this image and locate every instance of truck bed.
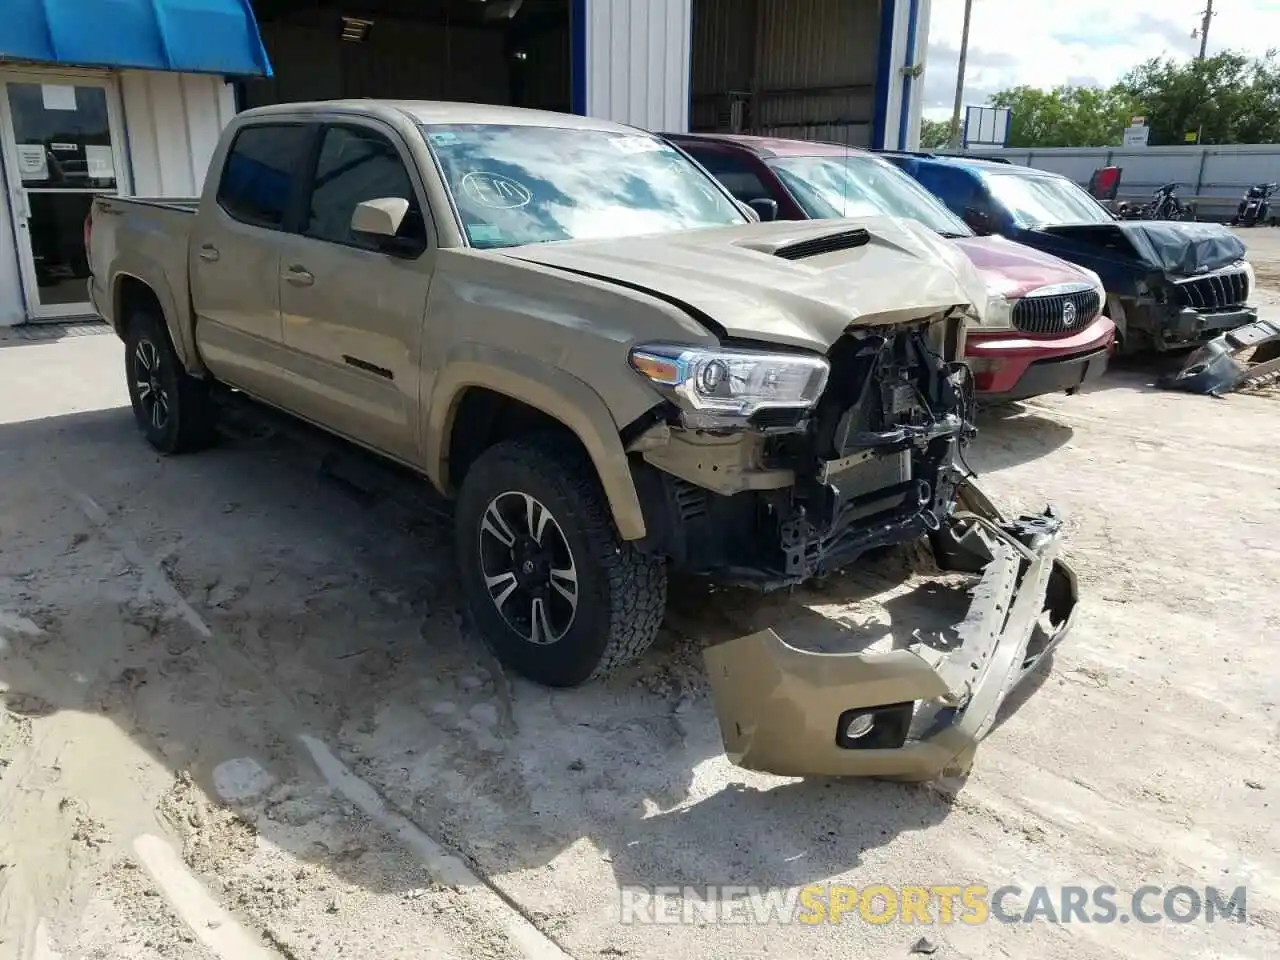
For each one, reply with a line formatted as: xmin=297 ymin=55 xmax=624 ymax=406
xmin=102 ymin=197 xmax=200 ymax=214
xmin=88 ymin=195 xmax=199 ymax=340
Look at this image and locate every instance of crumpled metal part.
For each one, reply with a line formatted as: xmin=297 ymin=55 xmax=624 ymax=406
xmin=1160 ymin=317 xmax=1280 ymax=395
xmin=703 ymin=480 xmax=1079 ymax=782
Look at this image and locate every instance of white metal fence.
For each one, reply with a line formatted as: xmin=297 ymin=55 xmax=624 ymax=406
xmin=964 ymin=143 xmax=1280 ymax=220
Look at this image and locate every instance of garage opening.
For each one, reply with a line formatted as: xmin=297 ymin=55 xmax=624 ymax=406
xmin=244 ymin=0 xmax=571 ymax=113
xmin=690 ymin=0 xmax=882 ymax=146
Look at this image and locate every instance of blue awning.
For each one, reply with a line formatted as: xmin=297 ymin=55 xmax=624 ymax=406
xmin=2 ymin=0 xmax=272 ymax=77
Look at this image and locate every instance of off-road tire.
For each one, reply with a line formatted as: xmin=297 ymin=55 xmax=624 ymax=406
xmin=124 ymin=311 xmax=216 ymax=454
xmin=454 ymin=436 xmax=667 ymax=687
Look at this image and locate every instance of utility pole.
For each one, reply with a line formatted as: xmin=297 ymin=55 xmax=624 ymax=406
xmin=948 ymin=0 xmax=974 ymax=148
xmin=1195 ymin=0 xmax=1215 ymax=60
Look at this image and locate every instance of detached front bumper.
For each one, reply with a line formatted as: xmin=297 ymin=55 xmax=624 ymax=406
xmin=704 ymin=481 xmax=1079 ymax=782
xmin=1163 ymin=304 xmax=1257 ymax=343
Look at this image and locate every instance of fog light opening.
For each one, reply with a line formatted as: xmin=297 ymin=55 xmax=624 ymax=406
xmin=835 ymin=702 xmax=916 ymax=750
xmin=844 ymin=713 xmax=876 ymax=740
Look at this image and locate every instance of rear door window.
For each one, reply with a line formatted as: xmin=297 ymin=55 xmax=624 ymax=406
xmin=217 ymin=124 xmax=312 ymax=229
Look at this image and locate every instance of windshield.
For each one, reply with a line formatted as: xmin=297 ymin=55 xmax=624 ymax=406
xmin=984 ymin=173 xmax=1113 ymax=227
xmin=769 ymin=154 xmax=972 ymax=237
xmin=421 ymin=124 xmax=747 ymax=249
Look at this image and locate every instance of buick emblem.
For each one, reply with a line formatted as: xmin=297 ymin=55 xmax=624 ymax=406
xmin=1062 ymin=300 xmax=1077 ymax=327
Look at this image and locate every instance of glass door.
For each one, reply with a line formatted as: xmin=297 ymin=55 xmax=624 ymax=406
xmin=0 ymin=74 xmax=128 ymax=321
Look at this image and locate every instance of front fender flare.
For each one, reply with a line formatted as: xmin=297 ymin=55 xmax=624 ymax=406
xmin=426 ymin=343 xmax=650 ymax=541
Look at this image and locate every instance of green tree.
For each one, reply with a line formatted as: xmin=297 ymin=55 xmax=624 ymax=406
xmin=1119 ymin=50 xmax=1280 ymax=145
xmin=920 ymin=117 xmax=952 ymax=149
xmin=988 ymin=84 xmax=1138 ymax=148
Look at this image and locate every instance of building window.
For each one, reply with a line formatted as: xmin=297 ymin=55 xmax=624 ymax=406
xmin=217 ymin=124 xmax=312 ymax=229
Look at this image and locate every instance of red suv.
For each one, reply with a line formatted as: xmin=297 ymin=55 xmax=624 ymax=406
xmin=665 ymin=134 xmax=1116 ymax=401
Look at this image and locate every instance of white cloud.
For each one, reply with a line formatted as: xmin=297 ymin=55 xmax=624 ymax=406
xmin=923 ymin=0 xmax=1280 ymax=119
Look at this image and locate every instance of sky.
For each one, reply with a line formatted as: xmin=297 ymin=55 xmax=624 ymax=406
xmin=923 ymin=0 xmax=1280 ymax=120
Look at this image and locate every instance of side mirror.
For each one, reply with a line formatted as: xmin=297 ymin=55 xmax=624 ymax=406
xmin=351 ymin=197 xmax=409 ymax=238
xmin=749 ymin=198 xmax=779 ymax=222
xmin=962 ymin=206 xmax=992 ymax=234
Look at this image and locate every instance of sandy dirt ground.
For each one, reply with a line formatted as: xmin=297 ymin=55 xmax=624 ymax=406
xmin=1 ymin=275 xmax=1278 ymax=958
xmin=1237 ymin=226 xmax=1280 ymax=306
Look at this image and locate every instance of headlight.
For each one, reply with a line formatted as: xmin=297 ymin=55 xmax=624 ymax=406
xmin=1078 ymin=267 xmax=1107 ymax=315
xmin=981 ymin=294 xmax=1016 ymax=330
xmin=629 ymin=343 xmax=830 ymax=428
xmin=1241 ymin=259 xmax=1256 ymax=301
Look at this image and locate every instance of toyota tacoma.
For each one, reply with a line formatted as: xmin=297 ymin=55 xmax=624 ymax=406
xmin=87 ymin=101 xmax=1078 ymax=779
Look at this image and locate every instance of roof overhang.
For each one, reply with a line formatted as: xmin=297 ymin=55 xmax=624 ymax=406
xmin=2 ymin=0 xmax=272 ymax=77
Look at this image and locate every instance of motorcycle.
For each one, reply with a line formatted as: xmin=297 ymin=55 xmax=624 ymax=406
xmin=1114 ymin=200 xmax=1147 ymax=220
xmin=1145 ymin=182 xmax=1194 ymax=221
xmin=1231 ymin=182 xmax=1276 ymax=227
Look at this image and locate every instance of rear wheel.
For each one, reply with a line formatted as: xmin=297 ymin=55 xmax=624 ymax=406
xmin=454 ymin=437 xmax=667 ymax=687
xmin=124 ymin=311 xmax=215 ymax=454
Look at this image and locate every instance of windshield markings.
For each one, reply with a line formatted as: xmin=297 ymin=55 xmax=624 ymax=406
xmin=462 ymin=172 xmax=533 ymax=209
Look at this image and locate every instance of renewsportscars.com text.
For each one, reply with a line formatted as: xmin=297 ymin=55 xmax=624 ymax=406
xmin=618 ymin=884 xmax=1248 ymax=926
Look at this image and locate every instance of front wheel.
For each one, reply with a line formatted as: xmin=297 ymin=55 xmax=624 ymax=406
xmin=454 ymin=437 xmax=667 ymax=687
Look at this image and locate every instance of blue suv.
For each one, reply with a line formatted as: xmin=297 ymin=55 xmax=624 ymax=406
xmin=882 ymin=152 xmax=1257 ymax=353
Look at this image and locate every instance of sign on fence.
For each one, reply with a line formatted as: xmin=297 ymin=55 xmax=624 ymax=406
xmin=1122 ymin=125 xmax=1150 ymax=147
xmin=963 ymin=105 xmax=1011 ymax=148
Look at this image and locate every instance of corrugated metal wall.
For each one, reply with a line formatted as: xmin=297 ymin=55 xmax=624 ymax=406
xmin=120 ymin=71 xmax=237 ymax=197
xmin=690 ymin=0 xmax=752 ymax=130
xmin=248 ymin=13 xmax=511 ymax=108
xmin=585 ymin=0 xmax=692 ymax=131
xmin=690 ymin=0 xmax=880 ymax=146
xmin=967 ymin=143 xmax=1280 ymax=220
xmin=520 ymin=21 xmax=571 ymax=113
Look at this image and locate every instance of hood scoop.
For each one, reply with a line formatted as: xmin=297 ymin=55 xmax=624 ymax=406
xmin=770 ymin=227 xmax=871 ymax=261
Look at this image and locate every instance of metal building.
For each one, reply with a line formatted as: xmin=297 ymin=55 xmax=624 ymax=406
xmin=245 ymin=0 xmax=929 ymax=145
xmin=0 ymin=0 xmax=930 ymax=327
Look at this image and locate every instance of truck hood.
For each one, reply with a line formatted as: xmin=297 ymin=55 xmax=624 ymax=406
xmin=951 ymin=234 xmax=1094 ymax=297
xmin=503 ymin=217 xmax=988 ymax=352
xmin=1035 ymin=220 xmax=1247 ymax=277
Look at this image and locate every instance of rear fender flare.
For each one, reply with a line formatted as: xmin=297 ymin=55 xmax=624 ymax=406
xmin=426 ymin=343 xmax=649 ymax=541
xmin=110 ymin=264 xmax=204 ymax=375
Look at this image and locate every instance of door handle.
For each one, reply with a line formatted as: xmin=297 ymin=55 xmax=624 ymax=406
xmin=198 ymin=243 xmax=220 ymax=262
xmin=283 ymin=265 xmax=314 ymax=287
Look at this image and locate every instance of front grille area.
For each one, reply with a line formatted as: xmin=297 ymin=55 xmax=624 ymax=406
xmin=1177 ymin=269 xmax=1250 ymax=311
xmin=1012 ymin=288 xmax=1102 ymax=336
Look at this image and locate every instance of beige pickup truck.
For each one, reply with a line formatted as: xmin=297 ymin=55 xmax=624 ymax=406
xmin=88 ymin=100 xmax=1078 ymax=780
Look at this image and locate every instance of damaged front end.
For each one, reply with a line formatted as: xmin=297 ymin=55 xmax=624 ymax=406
xmin=1034 ymin=222 xmax=1258 ymax=354
xmin=626 ymin=306 xmax=1080 ymax=781
xmin=615 ymin=219 xmax=1077 ymax=779
xmin=631 ymin=312 xmax=977 ymax=590
xmin=704 ymin=483 xmax=1079 ymax=782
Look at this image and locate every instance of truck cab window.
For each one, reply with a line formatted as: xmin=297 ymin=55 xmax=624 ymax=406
xmin=216 ymin=124 xmax=311 ymax=229
xmin=303 ymin=125 xmax=427 ymax=253
xmin=914 ymin=165 xmax=978 ymax=219
xmin=684 ymin=147 xmax=772 ymax=204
